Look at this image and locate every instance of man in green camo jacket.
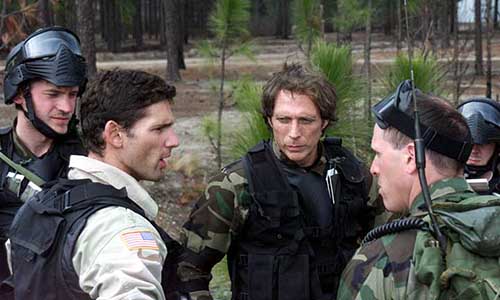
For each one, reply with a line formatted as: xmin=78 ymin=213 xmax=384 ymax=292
xmin=177 ymin=63 xmax=382 ymax=300
xmin=337 ymin=82 xmax=477 ymax=299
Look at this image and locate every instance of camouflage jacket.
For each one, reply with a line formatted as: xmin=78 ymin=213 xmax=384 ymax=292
xmin=337 ymin=177 xmax=474 ymax=300
xmin=178 ymin=140 xmax=382 ymax=300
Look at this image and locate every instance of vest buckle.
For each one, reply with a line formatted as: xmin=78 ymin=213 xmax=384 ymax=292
xmin=61 ymin=189 xmax=72 ymax=212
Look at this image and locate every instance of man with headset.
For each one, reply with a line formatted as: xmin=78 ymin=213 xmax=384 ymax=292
xmin=336 ymin=81 xmax=485 ymax=299
xmin=0 ymin=26 xmax=87 ymax=282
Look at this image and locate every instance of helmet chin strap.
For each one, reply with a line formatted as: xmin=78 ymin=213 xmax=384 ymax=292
xmin=22 ymin=88 xmax=68 ymax=140
xmin=466 ymin=147 xmax=499 ymax=178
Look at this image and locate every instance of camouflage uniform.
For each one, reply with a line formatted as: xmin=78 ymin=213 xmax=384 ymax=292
xmin=337 ymin=177 xmax=474 ymax=300
xmin=178 ymin=139 xmax=381 ymax=300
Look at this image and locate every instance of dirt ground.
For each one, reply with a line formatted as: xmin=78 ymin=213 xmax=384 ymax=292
xmin=1 ymin=33 xmax=500 ymax=239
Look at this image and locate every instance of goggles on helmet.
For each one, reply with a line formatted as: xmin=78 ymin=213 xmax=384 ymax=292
xmin=457 ymin=99 xmax=500 ymax=128
xmin=372 ymin=80 xmax=473 ymax=164
xmin=6 ymin=27 xmax=81 ymax=70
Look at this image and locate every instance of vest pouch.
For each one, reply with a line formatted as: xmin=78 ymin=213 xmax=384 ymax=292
xmin=277 ymin=254 xmax=310 ymax=300
xmin=434 ymin=197 xmax=500 ymax=257
xmin=9 ymin=200 xmax=64 ymax=257
xmin=248 ymin=254 xmax=274 ymax=300
xmin=440 ymin=241 xmax=500 ymax=300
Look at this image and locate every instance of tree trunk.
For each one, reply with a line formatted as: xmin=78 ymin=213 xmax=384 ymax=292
xmin=486 ymin=0 xmax=492 ymax=98
xmin=495 ymin=0 xmax=499 ymax=29
xmin=38 ymin=0 xmax=52 ymax=27
xmin=76 ymin=0 xmax=97 ymax=78
xmin=365 ymin=0 xmax=372 ymax=121
xmin=276 ymin=0 xmax=290 ymax=39
xmin=450 ymin=0 xmax=457 ymax=34
xmin=104 ymin=0 xmax=121 ymax=52
xmin=65 ymin=0 xmax=77 ymax=32
xmin=217 ymin=43 xmax=227 ymax=169
xmin=440 ymin=0 xmax=450 ymax=48
xmin=178 ymin=0 xmax=186 ymax=69
xmin=0 ymin=0 xmax=8 ymax=45
xmin=164 ymin=0 xmax=181 ymax=81
xmin=474 ymin=0 xmax=484 ymax=75
xmin=133 ymin=0 xmax=143 ymax=48
xmin=396 ymin=0 xmax=402 ymax=53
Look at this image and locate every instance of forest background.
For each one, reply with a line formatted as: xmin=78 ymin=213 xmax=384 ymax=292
xmin=0 ymin=0 xmax=499 ymax=298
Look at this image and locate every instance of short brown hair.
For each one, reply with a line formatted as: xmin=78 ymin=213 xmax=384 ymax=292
xmin=261 ymin=63 xmax=337 ymax=127
xmin=383 ymin=91 xmax=470 ymax=173
xmin=80 ymin=69 xmax=176 ymax=155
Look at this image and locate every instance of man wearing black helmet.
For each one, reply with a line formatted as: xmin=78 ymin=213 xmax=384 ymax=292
xmin=0 ymin=27 xmax=87 ymax=282
xmin=458 ymin=98 xmax=500 ymax=194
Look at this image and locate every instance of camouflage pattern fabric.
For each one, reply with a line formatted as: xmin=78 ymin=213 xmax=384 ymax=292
xmin=178 ymin=140 xmax=383 ymax=300
xmin=337 ymin=178 xmax=474 ymax=300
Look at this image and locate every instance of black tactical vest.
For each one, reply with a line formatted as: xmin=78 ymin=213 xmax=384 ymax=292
xmin=227 ymin=139 xmax=373 ymax=300
xmin=0 ymin=126 xmax=85 ymax=283
xmin=2 ymin=178 xmax=181 ymax=300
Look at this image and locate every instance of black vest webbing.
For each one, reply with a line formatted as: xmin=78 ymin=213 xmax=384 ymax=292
xmin=2 ymin=178 xmax=181 ymax=300
xmin=0 ymin=127 xmax=85 ymax=285
xmin=227 ymin=139 xmax=372 ymax=300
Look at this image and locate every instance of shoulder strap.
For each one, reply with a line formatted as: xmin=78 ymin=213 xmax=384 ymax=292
xmin=0 ymin=151 xmax=45 ymax=187
xmin=243 ymin=140 xmax=289 ymax=193
xmin=60 ymin=180 xmax=145 ymax=216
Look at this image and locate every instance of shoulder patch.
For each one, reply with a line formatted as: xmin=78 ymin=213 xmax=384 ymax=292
xmin=120 ymin=230 xmax=159 ymax=251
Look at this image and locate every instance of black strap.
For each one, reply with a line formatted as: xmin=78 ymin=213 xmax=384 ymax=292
xmin=243 ymin=141 xmax=290 ymax=194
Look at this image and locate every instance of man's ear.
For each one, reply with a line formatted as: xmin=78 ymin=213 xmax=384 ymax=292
xmin=321 ymin=120 xmax=329 ymax=130
xmin=102 ymin=121 xmax=123 ymax=149
xmin=13 ymin=94 xmax=25 ymax=106
xmin=404 ymin=143 xmax=417 ymax=174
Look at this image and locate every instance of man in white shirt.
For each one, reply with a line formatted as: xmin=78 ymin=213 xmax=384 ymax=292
xmin=4 ymin=69 xmax=180 ymax=300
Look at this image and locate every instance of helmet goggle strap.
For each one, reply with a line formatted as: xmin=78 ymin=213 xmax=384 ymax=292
xmin=22 ymin=86 xmax=70 ymax=140
xmin=372 ymin=80 xmax=473 ymax=164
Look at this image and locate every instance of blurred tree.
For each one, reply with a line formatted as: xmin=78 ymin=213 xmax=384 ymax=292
xmin=381 ymin=52 xmax=447 ymax=96
xmin=364 ymin=0 xmax=373 ymax=121
xmin=164 ymin=0 xmax=186 ymax=81
xmin=276 ymin=0 xmax=290 ymax=38
xmin=228 ymin=78 xmax=268 ymax=159
xmin=133 ymin=0 xmax=143 ymax=48
xmin=101 ymin=0 xmax=121 ymax=52
xmin=450 ymin=2 xmax=473 ymax=105
xmin=199 ymin=0 xmax=252 ymax=168
xmin=474 ymin=0 xmax=484 ymax=75
xmin=293 ymin=0 xmax=321 ymax=60
xmin=495 ymin=0 xmax=499 ymax=28
xmin=486 ymin=0 xmax=492 ymax=98
xmin=38 ymin=0 xmax=52 ymax=27
xmin=76 ymin=0 xmax=96 ymax=77
xmin=335 ymin=0 xmax=368 ymax=45
xmin=311 ymin=41 xmax=369 ymax=157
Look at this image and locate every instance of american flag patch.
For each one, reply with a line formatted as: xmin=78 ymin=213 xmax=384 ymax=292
xmin=120 ymin=231 xmax=159 ymax=250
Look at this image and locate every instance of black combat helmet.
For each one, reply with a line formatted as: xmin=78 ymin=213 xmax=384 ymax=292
xmin=457 ymin=98 xmax=500 ymax=145
xmin=3 ymin=26 xmax=87 ymax=139
xmin=458 ymin=98 xmax=500 ymax=177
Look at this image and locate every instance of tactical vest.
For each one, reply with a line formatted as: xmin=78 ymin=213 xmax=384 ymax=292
xmin=0 ymin=126 xmax=85 ymax=283
xmin=2 ymin=178 xmax=181 ymax=300
xmin=227 ymin=139 xmax=372 ymax=300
